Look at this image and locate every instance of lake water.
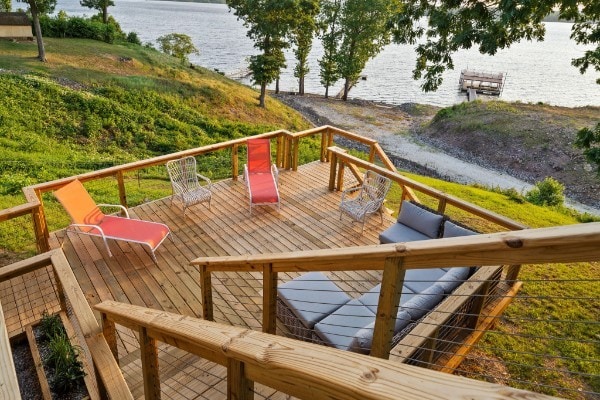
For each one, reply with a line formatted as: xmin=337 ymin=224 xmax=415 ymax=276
xmin=55 ymin=0 xmax=600 ymax=107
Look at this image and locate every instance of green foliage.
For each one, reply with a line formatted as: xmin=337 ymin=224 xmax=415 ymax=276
xmin=157 ymin=33 xmax=199 ymax=65
xmin=39 ymin=312 xmax=65 ymax=341
xmin=47 ymin=333 xmax=86 ymax=394
xmin=126 ymin=31 xmax=141 ymax=45
xmin=292 ymin=0 xmax=320 ymax=95
xmin=391 ymin=0 xmax=600 ymax=91
xmin=40 ymin=13 xmax=121 ymax=43
xmin=317 ymin=0 xmax=341 ymax=97
xmin=227 ymin=0 xmax=299 ymax=106
xmin=80 ymin=0 xmax=114 ymax=24
xmin=0 ymin=0 xmax=10 ymax=11
xmin=525 ymin=177 xmax=565 ymax=207
xmin=574 ymin=122 xmax=600 ymax=175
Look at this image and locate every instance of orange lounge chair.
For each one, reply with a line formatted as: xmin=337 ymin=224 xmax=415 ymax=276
xmin=54 ymin=180 xmax=170 ymax=262
xmin=243 ymin=138 xmax=280 ymax=214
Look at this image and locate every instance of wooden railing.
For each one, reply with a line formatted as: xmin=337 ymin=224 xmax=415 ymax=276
xmin=95 ymin=300 xmax=558 ymax=400
xmin=191 ymin=222 xmax=600 ymax=359
xmin=0 ymin=125 xmax=397 ymax=255
xmin=0 ymin=249 xmax=133 ymax=399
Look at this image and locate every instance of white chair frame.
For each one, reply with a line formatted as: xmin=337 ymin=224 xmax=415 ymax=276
xmin=166 ymin=156 xmax=212 ymax=215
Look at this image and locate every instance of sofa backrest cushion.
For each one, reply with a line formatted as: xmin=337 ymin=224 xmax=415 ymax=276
xmin=436 ymin=267 xmax=471 ymax=293
xmin=348 ymin=309 xmax=412 ymax=354
xmin=357 ymin=283 xmax=416 ymax=314
xmin=442 ymin=220 xmax=477 ymax=238
xmin=397 ymin=201 xmax=444 ymax=238
xmin=401 ymin=284 xmax=445 ymax=320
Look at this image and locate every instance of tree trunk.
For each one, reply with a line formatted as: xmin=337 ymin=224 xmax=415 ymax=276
xmin=102 ymin=7 xmax=108 ymax=23
xmin=324 ymin=85 xmax=329 ymax=99
xmin=275 ymin=78 xmax=279 ymax=94
xmin=299 ymin=76 xmax=304 ymax=95
xmin=29 ymin=0 xmax=46 ymax=62
xmin=342 ymin=78 xmax=350 ymax=101
xmin=259 ymin=82 xmax=266 ymax=107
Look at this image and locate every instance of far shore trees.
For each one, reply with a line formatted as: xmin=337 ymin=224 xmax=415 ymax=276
xmin=227 ymin=0 xmax=299 ymax=107
xmin=157 ymin=33 xmax=199 ymax=65
xmin=19 ymin=0 xmax=56 ymax=61
xmin=0 ymin=0 xmax=11 ymax=11
xmin=575 ymin=122 xmax=600 ymax=175
xmin=80 ymin=0 xmax=114 ymax=24
xmin=292 ymin=0 xmax=319 ymax=95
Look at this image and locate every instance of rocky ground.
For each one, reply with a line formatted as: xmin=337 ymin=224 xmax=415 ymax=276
xmin=274 ymin=93 xmax=600 ymax=215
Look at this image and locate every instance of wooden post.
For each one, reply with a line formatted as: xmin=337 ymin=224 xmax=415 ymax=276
xmin=276 ymin=135 xmax=284 ymax=168
xmin=335 ymin=161 xmax=345 ymax=192
xmin=506 ymin=264 xmax=522 ymax=285
xmin=32 ymin=193 xmax=50 ymax=253
xmin=101 ymin=312 xmax=119 ymax=363
xmin=227 ymin=359 xmax=254 ymax=400
xmin=328 ymin=151 xmax=338 ymax=191
xmin=293 ymin=137 xmax=300 ymax=171
xmin=371 ymin=257 xmax=405 ymax=359
xmin=200 ymin=266 xmax=214 ymax=321
xmin=467 ymin=280 xmax=491 ymax=330
xmin=320 ymin=131 xmax=328 ymax=162
xmin=139 ymin=327 xmax=161 ymax=400
xmin=284 ymin=137 xmax=291 ymax=170
xmin=53 ymin=266 xmax=67 ymax=313
xmin=437 ymin=198 xmax=447 ymax=214
xmin=232 ymin=144 xmax=239 ymax=181
xmin=262 ymin=264 xmax=277 ymax=334
xmin=369 ymin=145 xmax=376 ymax=163
xmin=419 ymin=328 xmax=440 ymax=368
xmin=116 ymin=171 xmax=128 ymax=209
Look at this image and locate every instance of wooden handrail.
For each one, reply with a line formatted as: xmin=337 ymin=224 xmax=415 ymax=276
xmin=0 ymin=250 xmax=133 ymax=400
xmin=327 ymin=147 xmax=526 ymax=231
xmin=0 ymin=299 xmax=21 ymax=400
xmin=95 ymin=301 xmax=557 ymax=400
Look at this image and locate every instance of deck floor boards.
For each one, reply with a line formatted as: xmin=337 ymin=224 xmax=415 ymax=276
xmin=4 ymin=161 xmax=395 ymax=398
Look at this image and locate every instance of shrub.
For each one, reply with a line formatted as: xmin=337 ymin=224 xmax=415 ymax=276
xmin=126 ymin=31 xmax=141 ymax=45
xmin=47 ymin=333 xmax=86 ymax=394
xmin=39 ymin=13 xmax=124 ymax=43
xmin=525 ymin=177 xmax=565 ymax=207
xmin=39 ymin=312 xmax=65 ymax=341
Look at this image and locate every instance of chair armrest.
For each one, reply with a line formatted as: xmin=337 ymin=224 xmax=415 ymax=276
xmin=243 ymin=164 xmax=249 ymax=183
xmin=340 ymin=186 xmax=361 ymax=202
xmin=196 ymin=173 xmax=212 ymax=188
xmin=97 ymin=204 xmax=130 ymax=218
xmin=68 ymin=223 xmax=106 ymax=237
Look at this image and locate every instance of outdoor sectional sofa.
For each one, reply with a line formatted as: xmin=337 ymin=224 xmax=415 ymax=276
xmin=277 ymin=201 xmax=479 ymax=354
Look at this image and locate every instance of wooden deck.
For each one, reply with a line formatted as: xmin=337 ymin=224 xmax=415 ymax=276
xmin=3 ymin=161 xmax=392 ymax=399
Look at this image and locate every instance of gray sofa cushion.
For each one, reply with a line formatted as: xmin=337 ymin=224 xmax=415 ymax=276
xmin=442 ymin=220 xmax=478 ymax=238
xmin=403 ymin=268 xmax=447 ymax=293
xmin=357 ymin=283 xmax=416 ymax=314
xmin=379 ymin=223 xmax=431 ymax=244
xmin=277 ymin=272 xmax=351 ymax=329
xmin=401 ymin=284 xmax=445 ymax=320
xmin=397 ymin=201 xmax=444 ymax=238
xmin=314 ymin=299 xmax=376 ymax=350
xmin=348 ymin=309 xmax=412 ymax=354
xmin=436 ymin=267 xmax=471 ymax=293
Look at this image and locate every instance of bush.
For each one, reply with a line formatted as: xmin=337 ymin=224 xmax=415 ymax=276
xmin=39 ymin=13 xmax=125 ymax=43
xmin=525 ymin=177 xmax=565 ymax=207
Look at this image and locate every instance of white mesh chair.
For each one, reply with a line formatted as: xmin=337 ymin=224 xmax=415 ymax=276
xmin=166 ymin=156 xmax=212 ymax=214
xmin=339 ymin=170 xmax=391 ymax=233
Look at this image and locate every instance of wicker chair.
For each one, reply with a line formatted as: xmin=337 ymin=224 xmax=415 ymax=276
xmin=166 ymin=156 xmax=212 ymax=214
xmin=339 ymin=170 xmax=391 ymax=232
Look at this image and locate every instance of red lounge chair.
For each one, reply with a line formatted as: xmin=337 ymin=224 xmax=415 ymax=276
xmin=54 ymin=180 xmax=170 ymax=262
xmin=243 ymin=138 xmax=280 ymax=214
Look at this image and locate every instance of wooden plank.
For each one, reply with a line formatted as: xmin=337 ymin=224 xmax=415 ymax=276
xmin=227 ymin=359 xmax=254 ymax=400
xmin=139 ymin=327 xmax=161 ymax=400
xmin=25 ymin=323 xmax=52 ymax=400
xmin=262 ymin=265 xmax=276 ymax=334
xmin=0 ymin=299 xmax=22 ymax=400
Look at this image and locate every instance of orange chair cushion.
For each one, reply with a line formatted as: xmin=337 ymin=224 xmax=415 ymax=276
xmin=247 ymin=173 xmax=279 ymax=204
xmin=100 ymin=216 xmax=170 ymax=249
xmin=54 ymin=180 xmax=105 ymax=226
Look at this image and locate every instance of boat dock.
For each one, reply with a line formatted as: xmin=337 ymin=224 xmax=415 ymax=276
xmin=459 ymin=69 xmax=505 ymax=96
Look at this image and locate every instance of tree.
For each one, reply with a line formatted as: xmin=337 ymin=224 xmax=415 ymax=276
xmin=336 ymin=0 xmax=397 ymax=100
xmin=392 ymin=0 xmax=600 ymax=92
xmin=575 ymin=122 xmax=600 ymax=175
xmin=317 ymin=0 xmax=342 ymax=98
xmin=0 ymin=0 xmax=11 ymax=11
xmin=80 ymin=0 xmax=114 ymax=24
xmin=18 ymin=0 xmax=56 ymax=62
xmin=292 ymin=0 xmax=319 ymax=95
xmin=157 ymin=33 xmax=199 ymax=65
xmin=227 ymin=0 xmax=299 ymax=107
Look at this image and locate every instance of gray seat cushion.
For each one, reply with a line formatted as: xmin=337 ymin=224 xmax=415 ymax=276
xmin=442 ymin=220 xmax=477 ymax=238
xmin=436 ymin=267 xmax=471 ymax=293
xmin=314 ymin=299 xmax=376 ymax=350
xmin=379 ymin=223 xmax=430 ymax=244
xmin=277 ymin=272 xmax=351 ymax=329
xmin=357 ymin=283 xmax=416 ymax=314
xmin=401 ymin=284 xmax=445 ymax=320
xmin=397 ymin=201 xmax=444 ymax=238
xmin=403 ymin=268 xmax=447 ymax=293
xmin=348 ymin=309 xmax=412 ymax=354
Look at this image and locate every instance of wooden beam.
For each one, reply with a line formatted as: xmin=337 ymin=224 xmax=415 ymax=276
xmin=227 ymin=359 xmax=254 ymax=400
xmin=262 ymin=264 xmax=277 ymax=334
xmin=0 ymin=300 xmax=22 ymax=400
xmin=232 ymin=144 xmax=239 ymax=181
xmin=140 ymin=326 xmax=161 ymax=400
xmin=116 ymin=171 xmax=127 ymax=209
xmin=200 ymin=265 xmax=214 ymax=321
xmin=371 ymin=257 xmax=405 ymax=359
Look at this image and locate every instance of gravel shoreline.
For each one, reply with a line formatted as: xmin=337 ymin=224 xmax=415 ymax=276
xmin=274 ymin=93 xmax=600 ymax=216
